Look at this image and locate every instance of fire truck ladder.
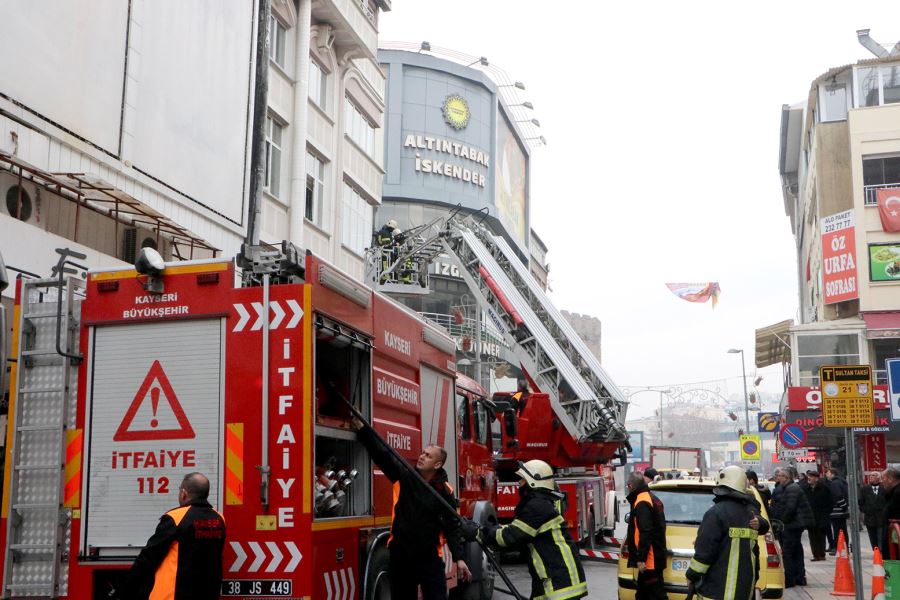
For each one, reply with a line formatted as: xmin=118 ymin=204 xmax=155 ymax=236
xmin=441 ymin=218 xmax=629 ymax=444
xmin=3 ymin=269 xmax=84 ymax=598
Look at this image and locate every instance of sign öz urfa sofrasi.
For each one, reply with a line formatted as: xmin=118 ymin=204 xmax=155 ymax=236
xmin=821 ymin=209 xmax=858 ymax=305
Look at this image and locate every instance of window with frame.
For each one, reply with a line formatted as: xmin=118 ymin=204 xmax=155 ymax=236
xmin=796 ymin=333 xmax=861 ymax=386
xmin=456 ymin=393 xmax=471 ymax=440
xmin=344 ymin=97 xmax=376 ymax=156
xmin=264 ymin=116 xmax=283 ymax=197
xmin=862 ymin=155 xmax=900 ymax=205
xmin=305 ymin=152 xmax=325 ymax=226
xmin=309 ymin=59 xmax=327 ymax=108
xmin=856 ymin=64 xmax=900 ymax=108
xmin=341 ymin=183 xmax=373 ymax=255
xmin=268 ymin=14 xmax=286 ymax=68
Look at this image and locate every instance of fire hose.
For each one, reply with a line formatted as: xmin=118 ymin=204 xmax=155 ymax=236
xmin=339 ymin=397 xmax=526 ymax=600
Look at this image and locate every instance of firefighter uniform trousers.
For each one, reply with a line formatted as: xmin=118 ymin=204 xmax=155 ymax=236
xmin=482 ymin=490 xmax=587 ymax=600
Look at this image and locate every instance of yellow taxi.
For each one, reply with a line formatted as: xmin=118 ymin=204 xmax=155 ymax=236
xmin=617 ymin=479 xmax=784 ymax=599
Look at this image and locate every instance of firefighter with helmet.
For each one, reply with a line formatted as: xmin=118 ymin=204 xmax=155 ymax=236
xmin=468 ymin=460 xmax=587 ymax=599
xmin=374 ymin=219 xmax=401 ymax=281
xmin=685 ymin=465 xmax=770 ymax=600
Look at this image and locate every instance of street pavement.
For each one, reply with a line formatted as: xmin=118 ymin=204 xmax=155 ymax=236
xmin=492 ymin=525 xmax=879 ymax=599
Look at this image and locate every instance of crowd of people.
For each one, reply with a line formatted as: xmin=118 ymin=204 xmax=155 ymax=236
xmin=630 ymin=464 xmax=900 ymax=599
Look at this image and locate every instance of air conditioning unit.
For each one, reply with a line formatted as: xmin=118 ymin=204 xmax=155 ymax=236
xmin=0 ymin=171 xmax=42 ymax=227
xmin=121 ymin=227 xmax=170 ymax=264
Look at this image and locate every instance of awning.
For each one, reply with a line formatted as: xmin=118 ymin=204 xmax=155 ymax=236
xmin=755 ymin=319 xmax=793 ymax=368
xmin=0 ymin=152 xmax=219 ymax=259
xmin=863 ymin=312 xmax=900 ymax=339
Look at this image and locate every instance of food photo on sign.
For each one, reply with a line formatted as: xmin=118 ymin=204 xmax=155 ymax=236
xmin=869 ymin=243 xmax=900 ymax=281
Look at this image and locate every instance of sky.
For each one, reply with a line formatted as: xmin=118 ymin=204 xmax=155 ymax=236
xmin=378 ymin=2 xmax=900 ymax=419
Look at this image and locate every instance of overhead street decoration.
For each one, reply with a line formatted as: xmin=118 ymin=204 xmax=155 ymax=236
xmin=739 ymin=434 xmax=761 ymax=462
xmin=820 ymin=365 xmax=875 ymax=428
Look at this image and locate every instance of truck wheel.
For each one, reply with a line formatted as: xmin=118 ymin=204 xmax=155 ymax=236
xmin=366 ymin=545 xmax=391 ymax=600
xmin=450 ymin=550 xmax=495 ymax=600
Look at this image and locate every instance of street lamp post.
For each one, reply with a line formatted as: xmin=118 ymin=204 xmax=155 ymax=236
xmin=728 ymin=348 xmax=750 ymax=433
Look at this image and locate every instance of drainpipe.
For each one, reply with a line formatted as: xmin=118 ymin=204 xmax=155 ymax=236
xmin=857 ymin=29 xmax=889 ymax=58
xmin=288 ymin=0 xmax=312 ymax=245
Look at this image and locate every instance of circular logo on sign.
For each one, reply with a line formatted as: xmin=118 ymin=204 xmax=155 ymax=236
xmin=824 ymin=382 xmax=839 ymax=397
xmin=442 ymin=94 xmax=470 ymax=130
xmin=742 ymin=440 xmax=758 ymax=455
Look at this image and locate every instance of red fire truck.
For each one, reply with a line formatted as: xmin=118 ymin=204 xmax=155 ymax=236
xmin=0 ymin=248 xmax=498 ymax=600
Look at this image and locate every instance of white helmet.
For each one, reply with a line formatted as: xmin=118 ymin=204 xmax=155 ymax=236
xmin=386 ymin=219 xmax=399 ymax=229
xmin=516 ymin=460 xmax=555 ymax=491
xmin=715 ymin=465 xmax=748 ymax=494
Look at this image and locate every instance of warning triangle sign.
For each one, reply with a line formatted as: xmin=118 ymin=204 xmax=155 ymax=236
xmin=114 ymin=360 xmax=196 ymax=441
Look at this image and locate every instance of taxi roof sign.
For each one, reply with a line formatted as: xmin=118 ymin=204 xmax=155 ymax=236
xmin=820 ymin=365 xmax=875 ymax=428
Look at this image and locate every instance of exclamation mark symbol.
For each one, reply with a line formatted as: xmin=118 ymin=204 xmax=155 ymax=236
xmin=150 ymin=387 xmax=160 ymax=428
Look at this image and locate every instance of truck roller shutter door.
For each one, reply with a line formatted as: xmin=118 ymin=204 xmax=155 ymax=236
xmin=84 ymin=320 xmax=223 ymax=555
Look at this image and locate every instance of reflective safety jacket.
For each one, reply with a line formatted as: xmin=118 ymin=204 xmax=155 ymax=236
xmin=124 ymin=499 xmax=226 ymax=600
xmin=685 ymin=488 xmax=770 ymax=600
xmin=625 ymin=482 xmax=666 ymax=572
xmin=482 ymin=488 xmax=587 ymax=600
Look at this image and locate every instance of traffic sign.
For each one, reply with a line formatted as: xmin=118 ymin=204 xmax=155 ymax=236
xmin=740 ymin=434 xmax=761 ymax=461
xmin=888 ymin=359 xmax=900 ymax=422
xmin=820 ymin=365 xmax=875 ymax=427
xmin=780 ymin=424 xmax=806 ymax=449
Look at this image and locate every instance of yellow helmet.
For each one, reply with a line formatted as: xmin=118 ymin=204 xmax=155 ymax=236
xmin=715 ymin=465 xmax=748 ymax=494
xmin=516 ymin=460 xmax=555 ymax=490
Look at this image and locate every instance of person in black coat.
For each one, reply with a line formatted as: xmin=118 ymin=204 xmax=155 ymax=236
xmin=804 ymin=470 xmax=833 ymax=561
xmin=353 ymin=420 xmax=470 ymax=599
xmin=860 ymin=471 xmax=888 ymax=552
xmin=881 ymin=468 xmax=900 ymax=554
xmin=747 ymin=470 xmax=771 ymax=507
xmin=769 ymin=467 xmax=814 ymax=587
xmin=826 ymin=468 xmax=850 ymax=554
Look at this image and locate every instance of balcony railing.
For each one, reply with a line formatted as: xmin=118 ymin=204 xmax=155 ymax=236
xmin=419 ymin=311 xmax=508 ymax=352
xmin=864 ymin=183 xmax=900 ymax=206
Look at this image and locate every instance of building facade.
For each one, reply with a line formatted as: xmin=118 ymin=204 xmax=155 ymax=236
xmin=777 ymin=38 xmax=900 ymax=464
xmin=0 ymin=0 xmax=389 ymax=297
xmin=373 ymin=46 xmax=541 ymax=386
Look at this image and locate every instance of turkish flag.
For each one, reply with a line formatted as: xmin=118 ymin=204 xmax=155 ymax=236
xmin=877 ymin=188 xmax=900 ymax=232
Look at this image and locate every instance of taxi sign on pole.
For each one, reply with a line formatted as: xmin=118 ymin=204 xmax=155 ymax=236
xmin=740 ymin=434 xmax=761 ymax=462
xmin=819 ymin=365 xmax=875 ymax=428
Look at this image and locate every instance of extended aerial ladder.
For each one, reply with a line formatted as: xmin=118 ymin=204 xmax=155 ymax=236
xmin=367 ymin=212 xmax=629 ymax=447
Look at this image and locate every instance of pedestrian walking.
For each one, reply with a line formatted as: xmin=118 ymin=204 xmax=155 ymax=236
xmin=473 ymin=460 xmax=588 ymax=600
xmin=120 ymin=472 xmax=226 ymax=600
xmin=353 ymin=419 xmax=471 ymax=599
xmin=859 ymin=472 xmax=888 ymax=552
xmin=826 ymin=468 xmax=850 ymax=554
xmin=804 ymin=470 xmax=832 ymax=561
xmin=747 ymin=470 xmax=771 ymax=507
xmin=769 ymin=467 xmax=814 ymax=588
xmin=624 ymin=471 xmax=668 ymax=600
xmin=686 ymin=466 xmax=769 ymax=600
xmin=881 ymin=468 xmax=900 ymax=553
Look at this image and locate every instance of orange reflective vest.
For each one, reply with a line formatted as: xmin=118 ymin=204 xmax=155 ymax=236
xmin=632 ymin=491 xmax=656 ymax=571
xmin=389 ymin=480 xmax=455 ymax=557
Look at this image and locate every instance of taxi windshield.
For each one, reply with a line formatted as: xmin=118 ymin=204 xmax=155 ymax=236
xmin=653 ymin=489 xmax=714 ymax=525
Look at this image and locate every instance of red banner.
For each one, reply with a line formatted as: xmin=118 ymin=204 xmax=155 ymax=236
xmin=788 ymin=385 xmax=889 ymax=411
xmin=821 ymin=210 xmax=858 ymax=305
xmin=863 ymin=434 xmax=887 ymax=471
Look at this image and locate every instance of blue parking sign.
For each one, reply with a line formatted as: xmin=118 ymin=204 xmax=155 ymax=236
xmin=889 ymin=359 xmax=900 ymax=422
